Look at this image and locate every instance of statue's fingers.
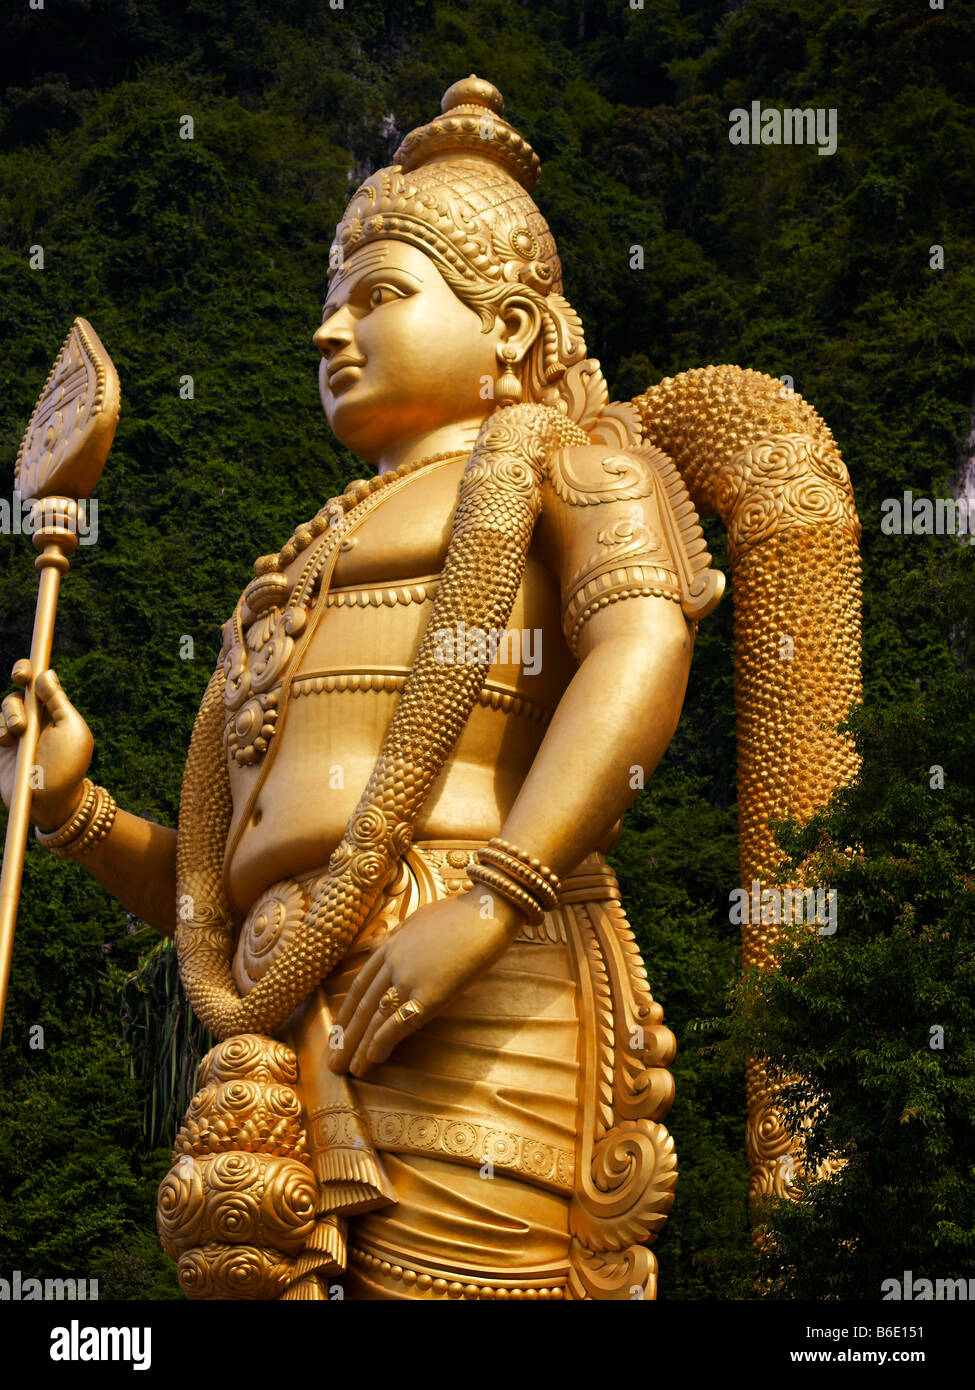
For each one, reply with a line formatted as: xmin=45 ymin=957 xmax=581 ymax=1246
xmin=11 ymin=659 xmax=32 ymax=688
xmin=341 ymin=965 xmax=395 ymax=1060
xmin=365 ymin=1000 xmax=426 ymax=1068
xmin=333 ymin=944 xmax=385 ymax=1033
xmin=329 ymin=959 xmax=392 ymax=1070
xmin=35 ymin=670 xmax=73 ymax=724
xmin=348 ymin=1007 xmax=389 ymax=1078
xmin=0 ymin=712 xmax=12 ymax=747
xmin=1 ymin=694 xmax=26 ymax=739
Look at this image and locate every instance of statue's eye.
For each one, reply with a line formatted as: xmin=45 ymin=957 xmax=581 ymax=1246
xmin=368 ymin=284 xmax=403 ymax=309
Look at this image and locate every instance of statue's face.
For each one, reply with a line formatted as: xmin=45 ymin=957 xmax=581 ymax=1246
xmin=313 ymin=239 xmax=505 ymax=462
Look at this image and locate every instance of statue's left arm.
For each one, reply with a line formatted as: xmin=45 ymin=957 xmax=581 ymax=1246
xmin=497 ymin=442 xmax=700 ymax=875
xmin=331 ymin=442 xmax=720 ymax=1075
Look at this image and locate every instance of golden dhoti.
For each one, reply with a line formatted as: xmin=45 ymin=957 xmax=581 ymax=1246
xmin=277 ymin=843 xmax=678 ymax=1301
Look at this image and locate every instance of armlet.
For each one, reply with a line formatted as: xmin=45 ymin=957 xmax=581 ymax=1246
xmin=549 ymin=443 xmax=724 ymax=656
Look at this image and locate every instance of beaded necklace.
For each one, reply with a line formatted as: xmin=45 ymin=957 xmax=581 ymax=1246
xmin=255 ymin=448 xmax=470 ymax=576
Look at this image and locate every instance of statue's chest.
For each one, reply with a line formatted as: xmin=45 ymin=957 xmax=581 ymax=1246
xmin=329 ymin=476 xmax=457 ymax=587
xmin=220 ymin=463 xmax=465 ymax=769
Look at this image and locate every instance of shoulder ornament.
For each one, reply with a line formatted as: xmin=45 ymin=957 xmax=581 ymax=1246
xmin=548 ymin=445 xmax=655 ymax=507
xmin=554 ymin=443 xmax=724 ymax=655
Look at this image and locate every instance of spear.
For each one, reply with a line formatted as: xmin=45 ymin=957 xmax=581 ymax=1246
xmin=0 ymin=318 xmax=119 ymax=1036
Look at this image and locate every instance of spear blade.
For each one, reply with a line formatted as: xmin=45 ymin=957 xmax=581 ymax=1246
xmin=16 ymin=316 xmax=120 ymax=504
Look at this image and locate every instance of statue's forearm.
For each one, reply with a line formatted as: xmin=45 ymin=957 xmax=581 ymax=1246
xmin=499 ymin=606 xmax=693 ymax=882
xmin=76 ymin=809 xmax=178 ymax=936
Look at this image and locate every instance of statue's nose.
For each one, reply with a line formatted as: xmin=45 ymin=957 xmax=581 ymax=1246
xmin=313 ymin=317 xmax=353 ymax=358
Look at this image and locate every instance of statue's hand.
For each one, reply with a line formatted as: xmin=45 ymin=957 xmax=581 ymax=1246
xmin=327 ymin=888 xmax=523 ymax=1077
xmin=0 ymin=660 xmax=94 ymax=830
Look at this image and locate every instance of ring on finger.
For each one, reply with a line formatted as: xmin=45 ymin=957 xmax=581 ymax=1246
xmin=379 ymin=987 xmax=401 ymax=1016
xmin=392 ymin=998 xmax=423 ymax=1028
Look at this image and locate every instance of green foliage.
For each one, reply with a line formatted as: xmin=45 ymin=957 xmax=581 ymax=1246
xmin=0 ymin=805 xmax=184 ymax=1297
xmin=611 ymin=771 xmax=753 ymax=1299
xmin=121 ymin=938 xmax=214 ymax=1154
xmin=1 ymin=0 xmax=972 ymax=1297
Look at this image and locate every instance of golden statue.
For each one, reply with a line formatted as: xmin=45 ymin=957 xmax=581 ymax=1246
xmin=0 ymin=75 xmax=861 ymax=1300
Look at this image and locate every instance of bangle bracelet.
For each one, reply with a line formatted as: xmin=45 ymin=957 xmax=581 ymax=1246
xmin=35 ymin=779 xmax=96 ymax=848
xmin=467 ymin=862 xmax=545 ymax=925
xmin=63 ymin=785 xmax=118 ymax=859
xmin=478 ymin=845 xmax=559 ymax=912
xmin=36 ymin=781 xmax=118 ymax=860
xmin=488 ymin=837 xmax=560 ymax=893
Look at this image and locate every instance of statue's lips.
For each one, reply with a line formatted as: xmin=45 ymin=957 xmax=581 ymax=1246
xmin=328 ymin=364 xmax=363 ymax=393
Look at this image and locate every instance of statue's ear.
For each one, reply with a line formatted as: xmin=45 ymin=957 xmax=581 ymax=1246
xmin=497 ymin=294 xmax=543 ymax=363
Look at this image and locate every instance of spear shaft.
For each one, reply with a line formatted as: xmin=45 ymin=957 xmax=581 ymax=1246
xmin=0 ymin=318 xmax=119 ymax=1040
xmin=0 ymin=515 xmax=75 ymax=1031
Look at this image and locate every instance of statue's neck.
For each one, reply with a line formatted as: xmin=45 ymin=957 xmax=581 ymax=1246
xmin=375 ymin=418 xmax=485 ymax=475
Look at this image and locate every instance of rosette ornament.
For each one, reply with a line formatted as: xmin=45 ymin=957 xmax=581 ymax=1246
xmin=158 ymin=1035 xmax=321 ymax=1300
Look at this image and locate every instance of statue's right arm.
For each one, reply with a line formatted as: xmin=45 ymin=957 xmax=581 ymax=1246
xmin=65 ymin=805 xmax=177 ymax=937
xmin=0 ymin=661 xmax=177 ymax=936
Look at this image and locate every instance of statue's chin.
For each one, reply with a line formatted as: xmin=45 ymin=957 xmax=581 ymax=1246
xmin=327 ymin=421 xmax=378 ymax=463
xmin=321 ymin=393 xmax=380 ymax=460
xmin=324 ymin=386 xmax=490 ymax=465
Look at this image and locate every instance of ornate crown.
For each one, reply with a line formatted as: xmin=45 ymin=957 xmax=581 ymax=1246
xmin=328 ymin=75 xmax=562 ymax=297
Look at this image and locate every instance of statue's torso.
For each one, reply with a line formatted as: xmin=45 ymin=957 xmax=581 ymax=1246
xmin=225 ymin=460 xmax=577 ymax=910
